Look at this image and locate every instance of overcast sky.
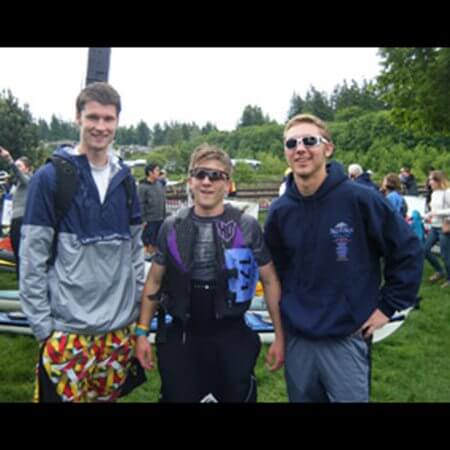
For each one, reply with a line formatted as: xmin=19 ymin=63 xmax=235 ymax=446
xmin=0 ymin=47 xmax=383 ymax=131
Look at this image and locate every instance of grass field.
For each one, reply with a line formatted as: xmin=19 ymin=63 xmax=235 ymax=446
xmin=0 ymin=262 xmax=449 ymax=402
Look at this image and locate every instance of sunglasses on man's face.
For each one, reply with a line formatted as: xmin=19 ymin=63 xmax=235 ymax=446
xmin=284 ymin=135 xmax=329 ymax=150
xmin=190 ymin=168 xmax=229 ymax=182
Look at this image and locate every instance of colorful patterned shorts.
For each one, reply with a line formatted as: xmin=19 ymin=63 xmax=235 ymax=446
xmin=34 ymin=325 xmax=136 ymax=402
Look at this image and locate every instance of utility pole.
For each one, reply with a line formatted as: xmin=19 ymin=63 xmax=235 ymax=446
xmin=85 ymin=48 xmax=111 ymax=86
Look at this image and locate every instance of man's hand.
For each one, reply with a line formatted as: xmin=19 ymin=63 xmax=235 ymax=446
xmin=136 ymin=335 xmax=156 ymax=370
xmin=359 ymin=309 xmax=390 ymax=339
xmin=0 ymin=146 xmax=13 ymax=163
xmin=265 ymin=338 xmax=284 ymax=372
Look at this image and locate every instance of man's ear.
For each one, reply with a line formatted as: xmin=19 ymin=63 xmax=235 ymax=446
xmin=325 ymin=143 xmax=334 ymax=158
xmin=75 ymin=113 xmax=81 ymax=126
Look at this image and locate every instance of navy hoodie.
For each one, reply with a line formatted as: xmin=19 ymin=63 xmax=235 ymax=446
xmin=264 ymin=161 xmax=424 ymax=339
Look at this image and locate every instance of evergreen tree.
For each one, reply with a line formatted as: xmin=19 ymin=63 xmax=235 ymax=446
xmin=136 ymin=120 xmax=151 ymax=146
xmin=152 ymin=123 xmax=165 ymax=146
xmin=287 ymin=92 xmax=305 ymax=119
xmin=303 ymin=86 xmax=334 ymax=121
xmin=201 ymin=122 xmax=218 ymax=134
xmin=37 ymin=118 xmax=50 ymax=141
xmin=238 ymin=105 xmax=269 ymax=127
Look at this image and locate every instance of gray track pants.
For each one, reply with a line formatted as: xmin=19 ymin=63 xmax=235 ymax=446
xmin=284 ymin=330 xmax=371 ymax=402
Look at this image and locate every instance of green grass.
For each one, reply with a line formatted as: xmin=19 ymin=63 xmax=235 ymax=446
xmin=1 ymin=263 xmax=449 ymax=402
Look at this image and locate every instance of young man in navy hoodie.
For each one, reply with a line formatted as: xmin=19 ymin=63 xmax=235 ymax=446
xmin=264 ymin=114 xmax=424 ymax=402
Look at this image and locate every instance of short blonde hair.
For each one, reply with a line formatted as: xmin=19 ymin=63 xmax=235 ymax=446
xmin=284 ymin=114 xmax=331 ymax=141
xmin=188 ymin=143 xmax=233 ymax=176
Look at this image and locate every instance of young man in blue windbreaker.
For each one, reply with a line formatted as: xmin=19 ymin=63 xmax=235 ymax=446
xmin=264 ymin=114 xmax=424 ymax=402
xmin=20 ymin=82 xmax=145 ymax=402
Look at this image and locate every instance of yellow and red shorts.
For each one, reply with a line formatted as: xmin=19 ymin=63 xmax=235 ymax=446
xmin=34 ymin=325 xmax=136 ymax=402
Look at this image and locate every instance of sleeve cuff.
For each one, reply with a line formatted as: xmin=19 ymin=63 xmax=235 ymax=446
xmin=378 ymin=300 xmax=396 ymax=318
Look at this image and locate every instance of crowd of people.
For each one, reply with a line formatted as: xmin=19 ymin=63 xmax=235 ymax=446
xmin=345 ymin=163 xmax=450 ymax=290
xmin=0 ymin=82 xmax=433 ymax=403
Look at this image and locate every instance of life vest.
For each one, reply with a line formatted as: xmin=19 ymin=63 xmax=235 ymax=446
xmin=159 ymin=204 xmax=258 ymax=328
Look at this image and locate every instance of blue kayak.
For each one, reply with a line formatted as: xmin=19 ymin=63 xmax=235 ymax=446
xmin=0 ymin=311 xmax=33 ymax=335
xmin=0 ymin=290 xmax=19 ymax=300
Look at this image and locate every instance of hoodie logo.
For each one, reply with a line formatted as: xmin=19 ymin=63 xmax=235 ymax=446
xmin=329 ymin=222 xmax=353 ymax=261
xmin=216 ymin=220 xmax=237 ymax=243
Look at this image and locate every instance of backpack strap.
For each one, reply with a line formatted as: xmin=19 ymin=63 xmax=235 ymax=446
xmin=122 ymin=173 xmax=133 ymax=211
xmin=46 ymin=155 xmax=78 ymax=264
xmin=47 ymin=155 xmax=78 ymax=229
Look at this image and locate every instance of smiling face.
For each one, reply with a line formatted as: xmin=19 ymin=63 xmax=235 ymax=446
xmin=76 ymin=101 xmax=118 ymax=154
xmin=284 ymin=122 xmax=334 ymax=190
xmin=188 ymin=159 xmax=230 ymax=217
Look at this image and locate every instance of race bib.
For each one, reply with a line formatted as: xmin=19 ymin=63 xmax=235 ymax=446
xmin=224 ymin=248 xmax=258 ymax=303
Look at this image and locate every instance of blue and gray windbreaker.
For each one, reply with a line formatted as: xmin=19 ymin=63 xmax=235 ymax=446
xmin=19 ymin=146 xmax=145 ymax=341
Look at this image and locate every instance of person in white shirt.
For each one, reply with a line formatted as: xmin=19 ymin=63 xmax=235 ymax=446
xmin=424 ymin=170 xmax=450 ymax=288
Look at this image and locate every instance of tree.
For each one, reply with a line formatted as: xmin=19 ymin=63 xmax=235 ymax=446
xmin=287 ymin=92 xmax=305 ymax=120
xmin=136 ymin=120 xmax=151 ymax=146
xmin=0 ymin=89 xmax=39 ymax=164
xmin=152 ymin=123 xmax=165 ymax=146
xmin=37 ymin=119 xmax=50 ymax=141
xmin=201 ymin=122 xmax=218 ymax=134
xmin=45 ymin=115 xmax=78 ymax=142
xmin=303 ymin=86 xmax=334 ymax=121
xmin=377 ymin=47 xmax=450 ymax=135
xmin=115 ymin=125 xmax=137 ymax=145
xmin=238 ymin=105 xmax=269 ymax=127
xmin=164 ymin=122 xmax=183 ymax=146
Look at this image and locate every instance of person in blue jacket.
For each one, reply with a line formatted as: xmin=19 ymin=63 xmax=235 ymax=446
xmin=264 ymin=114 xmax=424 ymax=402
xmin=381 ymin=173 xmax=408 ymax=219
xmin=19 ymin=82 xmax=145 ymax=402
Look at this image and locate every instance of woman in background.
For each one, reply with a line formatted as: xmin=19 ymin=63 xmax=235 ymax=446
xmin=423 ymin=170 xmax=450 ymax=288
xmin=0 ymin=146 xmax=32 ymax=280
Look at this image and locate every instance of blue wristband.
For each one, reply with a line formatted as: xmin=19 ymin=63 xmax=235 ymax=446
xmin=135 ymin=326 xmax=149 ymax=337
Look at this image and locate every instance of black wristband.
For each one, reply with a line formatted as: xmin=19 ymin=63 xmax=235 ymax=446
xmin=147 ymin=292 xmax=160 ymax=301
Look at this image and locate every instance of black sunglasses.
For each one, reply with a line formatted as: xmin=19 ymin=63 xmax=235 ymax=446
xmin=190 ymin=168 xmax=229 ymax=182
xmin=285 ymin=135 xmax=329 ymax=150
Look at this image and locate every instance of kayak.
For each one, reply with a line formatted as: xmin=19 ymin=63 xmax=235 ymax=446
xmin=0 ymin=288 xmax=412 ymax=343
xmin=0 ymin=308 xmax=274 ymax=343
xmin=0 ymin=311 xmax=33 ymax=335
xmin=0 ymin=290 xmax=21 ymax=312
xmin=0 ymin=249 xmax=15 ymax=273
xmin=0 ymin=292 xmax=266 ymax=311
